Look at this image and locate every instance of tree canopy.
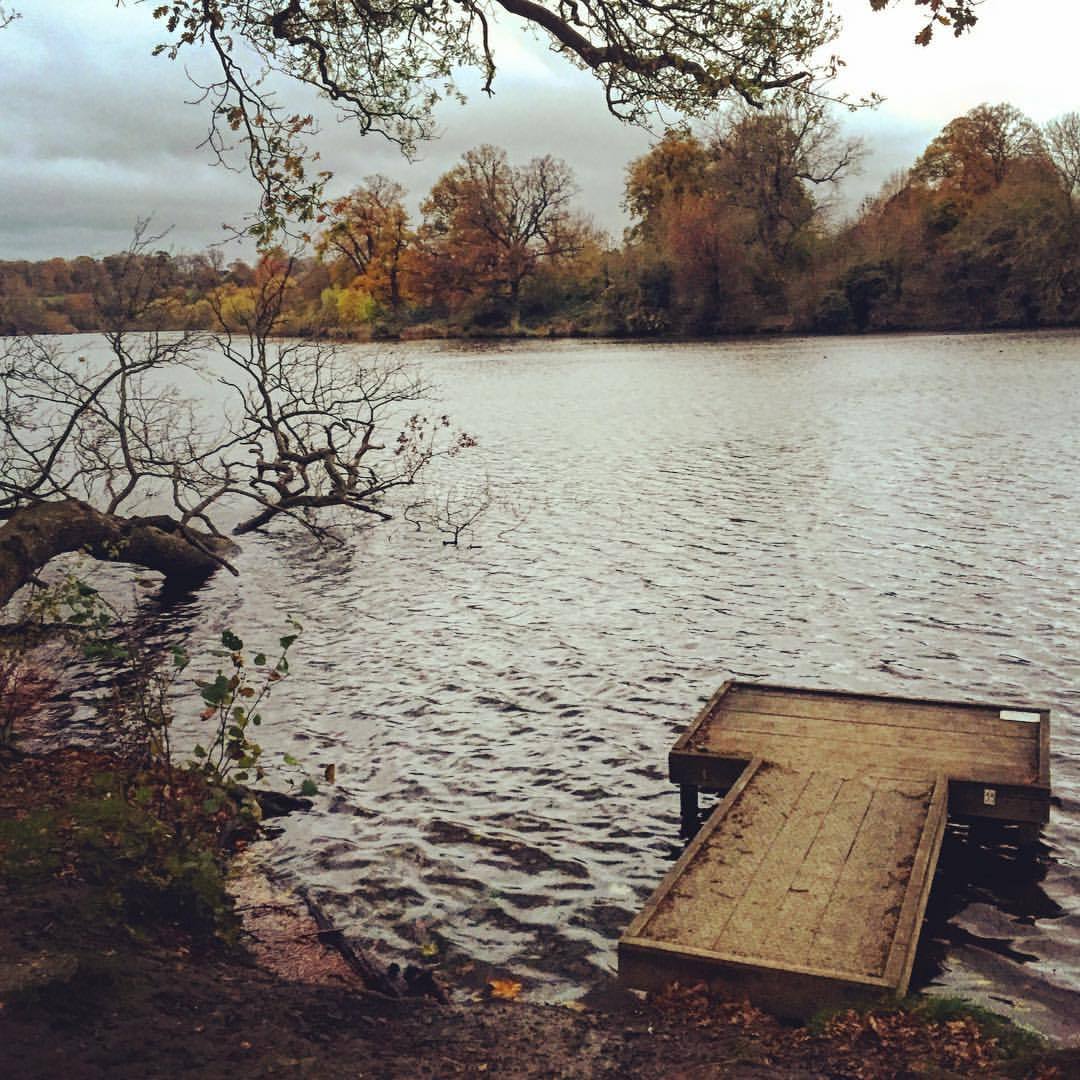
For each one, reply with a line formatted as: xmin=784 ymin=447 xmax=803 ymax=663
xmin=416 ymin=146 xmax=593 ymax=326
xmin=617 ymin=100 xmax=861 ymax=332
xmin=148 ymin=1 xmax=982 ymax=236
xmin=316 ymin=177 xmax=411 ymax=310
xmin=911 ymin=103 xmax=1046 ymax=199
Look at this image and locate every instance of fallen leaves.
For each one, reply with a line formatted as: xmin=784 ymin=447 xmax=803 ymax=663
xmin=817 ymin=1007 xmax=1006 ymax=1077
xmin=650 ymin=981 xmax=772 ymax=1033
xmin=487 ymin=978 xmax=522 ymax=1001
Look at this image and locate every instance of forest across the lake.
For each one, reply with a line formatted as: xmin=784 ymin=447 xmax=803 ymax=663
xmin=4 ymin=100 xmax=1080 ymax=341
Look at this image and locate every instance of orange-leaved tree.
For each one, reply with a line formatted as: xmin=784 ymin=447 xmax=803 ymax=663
xmin=415 ymin=146 xmax=596 ymax=329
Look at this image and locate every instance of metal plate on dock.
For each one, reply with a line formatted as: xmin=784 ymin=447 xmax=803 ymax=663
xmin=620 ymin=758 xmax=948 ymax=1019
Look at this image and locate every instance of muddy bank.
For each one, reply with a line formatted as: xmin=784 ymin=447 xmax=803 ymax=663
xmin=3 ymin=944 xmax=1078 ymax=1079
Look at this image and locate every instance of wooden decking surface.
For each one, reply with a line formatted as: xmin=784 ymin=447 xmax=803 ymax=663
xmin=621 ymin=759 xmax=948 ymax=1015
xmin=621 ymin=681 xmax=1052 ymax=1017
xmin=670 ymin=682 xmax=1050 ymax=822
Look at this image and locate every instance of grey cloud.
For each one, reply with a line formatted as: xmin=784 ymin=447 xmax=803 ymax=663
xmin=0 ymin=1 xmax=256 ymax=257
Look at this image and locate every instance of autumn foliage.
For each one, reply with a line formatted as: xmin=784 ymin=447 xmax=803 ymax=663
xmin=4 ymin=104 xmax=1080 ymax=339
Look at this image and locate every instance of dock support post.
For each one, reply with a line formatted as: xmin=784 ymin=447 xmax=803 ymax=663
xmin=680 ymin=784 xmax=699 ymax=838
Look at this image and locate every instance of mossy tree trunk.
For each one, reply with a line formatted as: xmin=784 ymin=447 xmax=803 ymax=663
xmin=0 ymin=500 xmax=235 ymax=610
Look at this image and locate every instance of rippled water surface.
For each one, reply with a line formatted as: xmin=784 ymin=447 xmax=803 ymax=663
xmin=62 ymin=331 xmax=1080 ymax=1035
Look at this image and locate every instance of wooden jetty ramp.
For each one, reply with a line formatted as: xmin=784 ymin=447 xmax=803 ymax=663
xmin=619 ymin=682 xmax=1051 ymax=1019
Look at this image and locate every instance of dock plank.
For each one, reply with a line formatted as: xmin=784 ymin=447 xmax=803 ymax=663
xmin=807 ymin=778 xmax=935 ymax=977
xmin=727 ymin=686 xmax=1032 ymax=740
xmin=644 ymin=763 xmax=808 ymax=951
xmin=713 ymin=770 xmax=844 ymax=958
xmin=712 ymin=709 xmax=1032 ymax=766
xmin=684 ymin=728 xmax=1038 ymax=785
xmin=758 ymin=776 xmax=876 ymax=967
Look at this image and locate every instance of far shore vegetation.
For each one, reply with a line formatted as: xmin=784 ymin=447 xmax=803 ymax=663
xmin=5 ymin=101 xmax=1080 ymax=343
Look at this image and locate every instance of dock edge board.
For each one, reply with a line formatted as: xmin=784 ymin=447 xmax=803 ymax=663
xmin=618 ymin=938 xmax=892 ymax=1022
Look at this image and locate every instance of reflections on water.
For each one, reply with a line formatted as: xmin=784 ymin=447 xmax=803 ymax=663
xmin=55 ymin=330 xmax=1080 ymax=1035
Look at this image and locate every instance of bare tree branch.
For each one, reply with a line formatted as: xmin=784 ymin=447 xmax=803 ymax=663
xmin=0 ymin=237 xmax=475 ymax=603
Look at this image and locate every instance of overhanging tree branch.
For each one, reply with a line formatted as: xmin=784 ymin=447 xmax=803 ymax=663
xmin=146 ymin=0 xmax=851 ymax=234
xmin=0 ymin=499 xmax=235 ymax=610
xmin=0 ymin=242 xmax=475 ymax=606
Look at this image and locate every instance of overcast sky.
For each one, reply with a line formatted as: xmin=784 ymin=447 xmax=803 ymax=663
xmin=1 ymin=1 xmax=1078 ymax=261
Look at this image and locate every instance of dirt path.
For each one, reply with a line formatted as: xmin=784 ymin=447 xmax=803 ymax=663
xmin=3 ymin=941 xmax=1076 ymax=1079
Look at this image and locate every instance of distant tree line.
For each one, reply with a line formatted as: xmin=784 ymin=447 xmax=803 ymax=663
xmin=4 ymin=101 xmax=1080 ymax=340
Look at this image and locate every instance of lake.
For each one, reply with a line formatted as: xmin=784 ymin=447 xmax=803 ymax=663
xmin=40 ymin=329 xmax=1080 ymax=1037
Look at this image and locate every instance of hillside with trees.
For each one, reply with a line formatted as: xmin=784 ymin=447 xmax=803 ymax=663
xmin=4 ymin=101 xmax=1078 ymax=340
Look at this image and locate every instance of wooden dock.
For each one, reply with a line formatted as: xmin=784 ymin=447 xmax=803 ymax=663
xmin=619 ymin=682 xmax=1051 ymax=1018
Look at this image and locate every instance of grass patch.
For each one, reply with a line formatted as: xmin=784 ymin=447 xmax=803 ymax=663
xmin=909 ymin=995 xmax=1045 ymax=1058
xmin=807 ymin=992 xmax=1046 ymax=1067
xmin=0 ymin=766 xmax=242 ymax=945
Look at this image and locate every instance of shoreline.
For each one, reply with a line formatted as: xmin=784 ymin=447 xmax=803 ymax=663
xmin=7 ymin=321 xmax=1080 ymax=346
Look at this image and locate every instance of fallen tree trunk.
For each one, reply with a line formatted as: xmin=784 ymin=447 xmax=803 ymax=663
xmin=0 ymin=499 xmax=237 ymax=610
